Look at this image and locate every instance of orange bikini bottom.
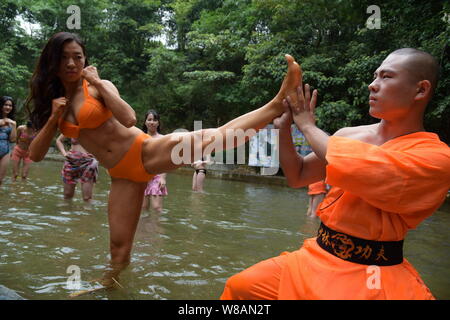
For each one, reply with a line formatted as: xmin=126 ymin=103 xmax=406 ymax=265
xmin=108 ymin=133 xmax=155 ymax=183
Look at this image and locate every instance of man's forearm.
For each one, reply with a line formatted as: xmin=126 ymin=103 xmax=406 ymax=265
xmin=278 ymin=127 xmax=304 ymax=188
xmin=301 ymin=125 xmax=329 ymax=162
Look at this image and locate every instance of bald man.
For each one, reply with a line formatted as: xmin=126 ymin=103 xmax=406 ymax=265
xmin=220 ymin=48 xmax=450 ymax=300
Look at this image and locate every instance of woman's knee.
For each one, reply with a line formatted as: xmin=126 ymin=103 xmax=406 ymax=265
xmin=151 ymin=202 xmax=162 ymax=212
xmin=81 ymin=189 xmax=93 ymax=202
xmin=152 ymin=206 xmax=162 ymax=213
xmin=109 ymin=239 xmax=132 ymax=263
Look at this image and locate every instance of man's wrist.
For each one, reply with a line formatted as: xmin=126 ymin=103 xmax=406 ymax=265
xmin=299 ymin=124 xmax=316 ymax=136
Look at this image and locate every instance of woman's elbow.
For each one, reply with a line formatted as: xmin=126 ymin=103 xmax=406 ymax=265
xmin=122 ymin=116 xmax=136 ymax=128
xmin=120 ymin=109 xmax=137 ymax=128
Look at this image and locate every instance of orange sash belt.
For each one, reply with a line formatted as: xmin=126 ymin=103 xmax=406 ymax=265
xmin=316 ymin=223 xmax=404 ymax=266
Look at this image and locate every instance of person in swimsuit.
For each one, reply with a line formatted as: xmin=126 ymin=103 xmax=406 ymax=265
xmin=0 ymin=96 xmax=17 ymax=185
xmin=26 ymin=32 xmax=301 ymax=286
xmin=141 ymin=110 xmax=167 ymax=214
xmin=191 ymin=156 xmax=211 ymax=192
xmin=11 ymin=120 xmax=37 ymax=181
xmin=56 ymin=134 xmax=98 ymax=202
xmin=305 ymin=180 xmax=328 ymax=218
xmin=221 ymin=48 xmax=450 ymax=300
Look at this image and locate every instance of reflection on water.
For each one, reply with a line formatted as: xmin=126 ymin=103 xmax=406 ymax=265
xmin=0 ymin=161 xmax=449 ymax=299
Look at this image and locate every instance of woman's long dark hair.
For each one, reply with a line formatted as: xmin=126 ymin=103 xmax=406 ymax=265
xmin=25 ymin=32 xmax=88 ymax=130
xmin=141 ymin=109 xmax=161 ymax=134
xmin=0 ymin=96 xmax=15 ymax=120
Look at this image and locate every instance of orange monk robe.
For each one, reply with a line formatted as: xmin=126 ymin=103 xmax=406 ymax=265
xmin=221 ymin=132 xmax=450 ymax=300
xmin=308 ymin=180 xmax=327 ymax=195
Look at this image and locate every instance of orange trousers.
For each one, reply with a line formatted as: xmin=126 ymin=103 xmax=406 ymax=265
xmin=221 ymin=252 xmax=287 ymax=300
xmin=220 ymin=238 xmax=435 ymax=300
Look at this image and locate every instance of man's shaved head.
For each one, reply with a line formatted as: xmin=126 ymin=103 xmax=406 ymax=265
xmin=388 ymin=48 xmax=440 ymax=96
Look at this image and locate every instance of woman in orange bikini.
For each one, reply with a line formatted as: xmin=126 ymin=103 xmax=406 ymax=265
xmin=26 ymin=32 xmax=301 ymax=286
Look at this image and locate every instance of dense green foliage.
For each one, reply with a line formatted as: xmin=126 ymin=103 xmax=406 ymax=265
xmin=1 ymin=0 xmax=449 ymax=141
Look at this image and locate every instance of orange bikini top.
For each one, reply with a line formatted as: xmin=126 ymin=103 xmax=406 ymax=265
xmin=59 ymin=80 xmax=113 ymax=138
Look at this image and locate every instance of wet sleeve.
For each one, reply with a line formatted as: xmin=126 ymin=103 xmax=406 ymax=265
xmin=325 ymin=136 xmax=450 ymax=213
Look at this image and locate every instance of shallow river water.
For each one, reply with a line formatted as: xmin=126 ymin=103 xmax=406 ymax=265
xmin=0 ymin=160 xmax=449 ymax=299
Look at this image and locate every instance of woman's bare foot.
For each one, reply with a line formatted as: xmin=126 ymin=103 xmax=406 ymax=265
xmin=273 ymin=54 xmax=302 ymax=113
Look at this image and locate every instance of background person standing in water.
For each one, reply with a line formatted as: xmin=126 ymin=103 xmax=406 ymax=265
xmin=0 ymin=96 xmax=17 ymax=185
xmin=191 ymin=156 xmax=212 ymax=192
xmin=11 ymin=120 xmax=37 ymax=181
xmin=141 ymin=110 xmax=167 ymax=214
xmin=306 ymin=180 xmax=328 ymax=218
xmin=56 ymin=134 xmax=99 ymax=202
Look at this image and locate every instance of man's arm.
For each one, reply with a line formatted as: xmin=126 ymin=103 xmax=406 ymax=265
xmin=285 ymin=84 xmax=330 ymax=162
xmin=277 ymin=85 xmax=327 ymax=187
